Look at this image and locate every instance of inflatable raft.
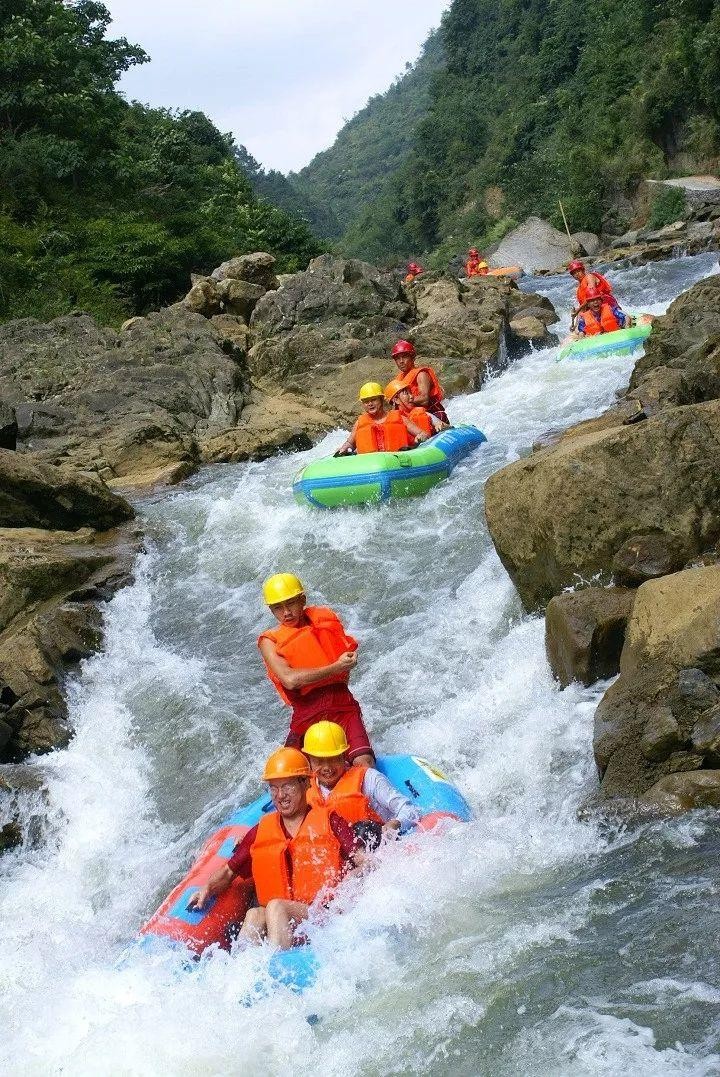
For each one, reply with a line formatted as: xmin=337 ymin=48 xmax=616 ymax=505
xmin=138 ymin=755 xmax=471 ymax=990
xmin=557 ymin=322 xmax=652 ymax=362
xmin=487 ymin=266 xmax=522 ymax=279
xmin=293 ymin=425 xmax=487 ymax=509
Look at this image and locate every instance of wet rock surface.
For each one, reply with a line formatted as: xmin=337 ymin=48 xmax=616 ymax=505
xmin=545 ymin=586 xmax=635 ymax=688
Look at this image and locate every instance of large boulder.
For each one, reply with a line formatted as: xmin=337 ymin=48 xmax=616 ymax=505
xmin=0 ymin=525 xmax=138 ymax=763
xmin=485 ymin=398 xmax=720 ymax=610
xmin=0 ymin=764 xmax=47 ymax=851
xmin=593 ymin=564 xmax=720 ymax=805
xmin=0 ymin=449 xmax=133 ymax=530
xmin=488 ymin=216 xmax=597 ymax=272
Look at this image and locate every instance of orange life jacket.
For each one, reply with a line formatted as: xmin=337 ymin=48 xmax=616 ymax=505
xmin=307 ymin=765 xmax=383 ymax=825
xmin=250 ymin=806 xmax=342 ymax=906
xmin=258 ymin=606 xmax=358 ymax=706
xmin=577 ymin=272 xmax=615 ymax=306
xmin=397 ymin=365 xmax=445 ymax=408
xmin=406 ymin=406 xmax=434 ymax=437
xmin=355 ymin=410 xmax=411 ymax=454
xmin=580 ymin=303 xmax=624 ymax=336
xmin=466 ymin=259 xmax=488 ymax=277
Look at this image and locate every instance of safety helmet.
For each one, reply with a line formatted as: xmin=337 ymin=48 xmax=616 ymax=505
xmin=584 ymin=285 xmax=604 ymax=301
xmin=391 ymin=340 xmax=416 ymax=358
xmin=303 ymin=720 xmax=350 ymax=758
xmin=262 ymin=747 xmax=311 ymax=781
xmin=468 ymin=248 xmax=479 ymax=257
xmin=262 ymin=572 xmax=304 ymax=606
xmin=408 ymin=262 xmax=420 ymax=272
xmin=568 ymin=259 xmax=586 ymax=274
xmin=358 ymin=381 xmax=384 ymax=401
xmin=384 ymin=378 xmax=406 ymax=402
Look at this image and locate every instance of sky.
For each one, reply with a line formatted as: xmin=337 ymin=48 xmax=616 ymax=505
xmin=105 ymin=1 xmax=449 ymax=175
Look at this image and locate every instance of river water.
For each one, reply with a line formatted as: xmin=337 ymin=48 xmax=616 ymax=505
xmin=2 ymin=253 xmax=720 ymax=1076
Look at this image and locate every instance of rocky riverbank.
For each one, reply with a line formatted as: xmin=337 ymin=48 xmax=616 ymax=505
xmin=485 ymin=273 xmax=720 ymax=813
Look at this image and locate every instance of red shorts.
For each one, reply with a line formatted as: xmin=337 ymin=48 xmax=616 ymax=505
xmin=285 ymin=686 xmax=374 ymax=762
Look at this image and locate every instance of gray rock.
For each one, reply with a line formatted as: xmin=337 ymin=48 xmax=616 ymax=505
xmin=211 ymin=252 xmax=278 ymax=290
xmin=217 ymin=279 xmax=266 ymax=322
xmin=489 ymin=216 xmax=579 ymax=272
xmin=690 ymin=703 xmax=720 ymax=755
xmin=640 ymin=706 xmax=682 ymax=762
xmin=545 ymin=586 xmax=635 ymax=688
xmin=0 ymin=450 xmax=133 ymax=530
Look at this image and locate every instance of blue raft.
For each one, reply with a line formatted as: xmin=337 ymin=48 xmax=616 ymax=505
xmin=138 ymin=755 xmax=472 ymax=991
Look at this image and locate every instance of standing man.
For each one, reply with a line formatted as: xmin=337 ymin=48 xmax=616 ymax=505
xmin=258 ymin=573 xmax=375 ymax=767
xmin=465 ymin=248 xmax=488 ymax=277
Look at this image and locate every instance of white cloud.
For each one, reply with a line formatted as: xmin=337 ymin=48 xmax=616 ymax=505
xmin=106 ymin=0 xmax=448 ymax=172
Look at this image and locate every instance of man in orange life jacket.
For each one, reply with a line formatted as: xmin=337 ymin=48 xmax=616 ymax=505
xmin=333 ymin=381 xmax=429 ymax=457
xmin=384 ymin=379 xmax=449 ymax=441
xmin=465 ymin=248 xmax=488 ymax=277
xmin=303 ymin=720 xmax=422 ymax=836
xmin=188 ymin=748 xmax=365 ymax=949
xmin=568 ymin=259 xmax=617 ymax=323
xmin=390 ymin=341 xmax=450 ymax=424
xmin=576 ymin=286 xmax=634 ymax=337
xmin=258 ymin=572 xmax=375 ymax=767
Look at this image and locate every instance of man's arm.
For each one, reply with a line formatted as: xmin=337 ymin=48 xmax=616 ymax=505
xmin=412 ymin=371 xmax=432 ymax=408
xmin=259 ymin=637 xmax=357 ymax=692
xmin=362 ymin=769 xmax=422 ymax=831
xmin=334 ymin=419 xmax=360 ymax=457
xmin=188 ymin=825 xmax=257 ymax=910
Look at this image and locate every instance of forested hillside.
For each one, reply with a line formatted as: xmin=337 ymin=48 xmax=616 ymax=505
xmin=292 ymin=31 xmax=444 ymax=241
xmin=312 ymin=0 xmax=720 ymax=262
xmin=0 ymin=0 xmax=322 ymax=325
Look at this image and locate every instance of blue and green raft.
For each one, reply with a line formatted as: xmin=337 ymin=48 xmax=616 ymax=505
xmin=293 ymin=425 xmax=487 ymax=509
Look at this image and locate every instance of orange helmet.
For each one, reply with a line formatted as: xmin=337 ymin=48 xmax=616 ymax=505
xmin=584 ymin=285 xmax=605 ymax=302
xmin=384 ymin=378 xmax=405 ymax=401
xmin=262 ymin=747 xmax=311 ymax=781
xmin=392 ymin=340 xmax=416 ymax=358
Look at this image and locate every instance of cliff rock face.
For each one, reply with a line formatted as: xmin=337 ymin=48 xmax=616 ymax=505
xmin=0 ymin=454 xmax=136 ymax=764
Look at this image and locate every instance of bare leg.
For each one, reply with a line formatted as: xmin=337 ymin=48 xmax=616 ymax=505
xmin=264 ymin=899 xmax=309 ymax=950
xmin=239 ymin=906 xmax=267 ymax=944
xmin=352 ymin=753 xmax=375 ymax=768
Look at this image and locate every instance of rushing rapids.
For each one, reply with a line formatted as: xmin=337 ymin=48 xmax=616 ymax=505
xmin=2 ymin=253 xmax=720 ymax=1075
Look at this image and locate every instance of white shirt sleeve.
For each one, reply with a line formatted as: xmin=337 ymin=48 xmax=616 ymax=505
xmin=362 ymin=769 xmax=422 ymax=831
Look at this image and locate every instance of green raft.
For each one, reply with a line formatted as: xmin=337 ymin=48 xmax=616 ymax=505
xmin=557 ymin=322 xmax=652 ymax=361
xmin=293 ymin=425 xmax=487 ymax=509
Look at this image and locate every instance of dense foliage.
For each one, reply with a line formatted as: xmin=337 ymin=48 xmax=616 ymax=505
xmin=293 ymin=32 xmax=443 ymax=242
xmin=0 ymin=0 xmax=322 ymax=324
xmin=300 ymin=0 xmax=720 ymax=261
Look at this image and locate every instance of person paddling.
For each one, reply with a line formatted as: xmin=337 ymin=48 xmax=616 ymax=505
xmin=188 ymin=748 xmax=364 ymax=949
xmin=334 ymin=381 xmax=429 ymax=457
xmin=384 ymin=379 xmax=448 ymax=441
xmin=258 ymin=573 xmax=375 ymax=767
xmin=303 ymin=720 xmax=422 ymax=834
xmin=390 ymin=341 xmax=450 ymax=424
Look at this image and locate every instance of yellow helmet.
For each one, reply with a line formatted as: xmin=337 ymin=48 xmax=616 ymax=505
xmin=358 ymin=381 xmax=384 ymax=401
xmin=262 ymin=572 xmax=304 ymax=606
xmin=302 ymin=720 xmax=350 ymax=758
xmin=262 ymin=747 xmax=311 ymax=781
xmin=384 ymin=378 xmax=405 ymax=402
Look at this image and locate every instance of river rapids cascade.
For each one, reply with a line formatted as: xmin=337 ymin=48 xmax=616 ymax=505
xmin=2 ymin=254 xmax=720 ymax=1075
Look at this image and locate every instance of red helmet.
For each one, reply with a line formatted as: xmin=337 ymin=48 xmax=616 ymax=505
xmin=392 ymin=340 xmax=416 ymax=358
xmin=468 ymin=248 xmax=479 ymax=257
xmin=584 ymin=285 xmax=604 ymax=301
xmin=408 ymin=262 xmax=420 ymax=272
xmin=568 ymin=259 xmax=586 ymax=274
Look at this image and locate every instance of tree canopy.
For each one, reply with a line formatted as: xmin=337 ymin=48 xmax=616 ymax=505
xmin=0 ymin=0 xmax=323 ymax=324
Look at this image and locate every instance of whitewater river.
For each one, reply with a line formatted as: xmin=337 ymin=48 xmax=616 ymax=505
xmin=2 ymin=253 xmax=720 ymax=1076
